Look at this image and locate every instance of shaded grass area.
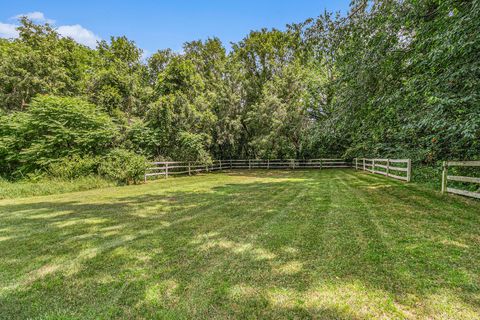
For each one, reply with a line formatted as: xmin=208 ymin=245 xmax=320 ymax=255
xmin=0 ymin=169 xmax=479 ymax=319
xmin=0 ymin=176 xmax=114 ymax=199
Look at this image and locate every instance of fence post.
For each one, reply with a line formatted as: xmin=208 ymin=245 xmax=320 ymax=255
xmin=165 ymin=163 xmax=169 ymax=179
xmin=291 ymin=159 xmax=295 ymax=170
xmin=363 ymin=159 xmax=366 ymax=171
xmin=355 ymin=158 xmax=358 ymax=170
xmin=188 ymin=162 xmax=191 ymax=176
xmin=372 ymin=160 xmax=375 ymax=174
xmin=407 ymin=159 xmax=412 ymax=182
xmin=441 ymin=161 xmax=448 ymax=193
xmin=219 ymin=160 xmax=222 ymax=171
xmin=249 ymin=159 xmax=251 ymax=169
xmin=267 ymin=159 xmax=270 ymax=169
xmin=320 ymin=159 xmax=323 ymax=170
xmin=386 ymin=159 xmax=390 ymax=177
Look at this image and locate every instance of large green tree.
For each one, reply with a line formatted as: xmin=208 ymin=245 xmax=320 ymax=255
xmin=0 ymin=18 xmax=94 ymax=112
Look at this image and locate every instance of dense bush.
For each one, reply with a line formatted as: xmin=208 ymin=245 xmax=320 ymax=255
xmin=99 ymin=148 xmax=147 ymax=185
xmin=48 ymin=155 xmax=101 ymax=179
xmin=0 ymin=95 xmax=117 ymax=178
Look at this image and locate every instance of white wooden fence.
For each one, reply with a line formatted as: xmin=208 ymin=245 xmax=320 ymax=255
xmin=354 ymin=158 xmax=412 ymax=182
xmin=442 ymin=161 xmax=480 ymax=199
xmin=145 ymin=159 xmax=351 ymax=181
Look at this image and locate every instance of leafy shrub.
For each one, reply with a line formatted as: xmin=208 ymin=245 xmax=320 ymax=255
xmin=49 ymin=155 xmax=101 ymax=179
xmin=99 ymin=148 xmax=146 ymax=184
xmin=0 ymin=95 xmax=118 ymax=177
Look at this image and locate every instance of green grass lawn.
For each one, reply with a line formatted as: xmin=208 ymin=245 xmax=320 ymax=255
xmin=1 ymin=169 xmax=479 ymax=319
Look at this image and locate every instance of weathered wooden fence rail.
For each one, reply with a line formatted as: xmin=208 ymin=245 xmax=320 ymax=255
xmin=145 ymin=159 xmax=351 ymax=181
xmin=442 ymin=161 xmax=480 ymax=199
xmin=354 ymin=158 xmax=412 ymax=182
xmin=229 ymin=159 xmax=351 ymax=169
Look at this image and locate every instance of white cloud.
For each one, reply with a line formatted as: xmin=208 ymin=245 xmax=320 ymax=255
xmin=13 ymin=11 xmax=55 ymax=24
xmin=57 ymin=24 xmax=101 ymax=48
xmin=0 ymin=22 xmax=19 ymax=38
xmin=1 ymin=12 xmax=101 ymax=48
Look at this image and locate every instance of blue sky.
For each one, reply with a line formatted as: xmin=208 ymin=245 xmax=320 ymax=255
xmin=0 ymin=0 xmax=350 ymax=56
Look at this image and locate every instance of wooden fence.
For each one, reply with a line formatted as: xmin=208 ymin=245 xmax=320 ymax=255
xmin=442 ymin=161 xmax=480 ymax=199
xmin=145 ymin=159 xmax=351 ymax=181
xmin=354 ymin=158 xmax=412 ymax=182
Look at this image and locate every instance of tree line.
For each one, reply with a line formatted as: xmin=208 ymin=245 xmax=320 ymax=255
xmin=1 ymin=0 xmax=478 ymax=182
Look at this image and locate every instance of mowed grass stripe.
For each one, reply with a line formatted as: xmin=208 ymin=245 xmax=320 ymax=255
xmin=175 ymin=171 xmax=336 ymax=319
xmin=341 ymin=170 xmax=480 ymax=317
xmin=174 ymin=176 xmax=310 ymax=318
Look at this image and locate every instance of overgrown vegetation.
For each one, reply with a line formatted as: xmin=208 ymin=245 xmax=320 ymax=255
xmin=0 ymin=175 xmax=113 ymax=199
xmin=98 ymin=148 xmax=147 ymax=185
xmin=0 ymin=96 xmax=116 ymax=177
xmin=1 ymin=170 xmax=479 ymax=319
xmin=1 ymin=0 xmax=478 ymax=186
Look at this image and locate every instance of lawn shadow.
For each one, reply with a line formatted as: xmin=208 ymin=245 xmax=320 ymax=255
xmin=0 ymin=170 xmax=479 ymax=319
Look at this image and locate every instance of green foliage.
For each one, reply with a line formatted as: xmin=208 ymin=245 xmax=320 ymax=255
xmin=123 ymin=119 xmax=157 ymax=156
xmin=246 ymin=62 xmax=312 ymax=158
xmin=0 ymin=95 xmax=117 ymax=177
xmin=48 ymin=155 xmax=101 ymax=179
xmin=176 ymin=131 xmax=211 ymax=162
xmin=305 ymin=0 xmax=480 ymax=163
xmin=0 ymin=18 xmax=93 ymax=111
xmin=147 ymin=48 xmax=175 ymax=83
xmin=87 ymin=36 xmax=148 ymax=118
xmin=99 ymin=148 xmax=147 ymax=184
